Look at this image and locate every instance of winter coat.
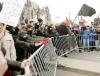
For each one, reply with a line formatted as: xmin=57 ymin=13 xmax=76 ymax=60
xmin=89 ymin=30 xmax=96 ymax=42
xmin=0 ymin=31 xmax=16 ymax=60
xmin=82 ymin=29 xmax=90 ymax=39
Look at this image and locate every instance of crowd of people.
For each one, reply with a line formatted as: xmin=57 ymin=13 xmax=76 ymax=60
xmin=1 ymin=17 xmax=99 ymax=76
xmin=0 ymin=18 xmax=72 ymax=76
xmin=72 ymin=20 xmax=100 ymax=52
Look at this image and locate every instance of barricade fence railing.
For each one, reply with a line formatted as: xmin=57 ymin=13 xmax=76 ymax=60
xmin=76 ymin=34 xmax=100 ymax=51
xmin=51 ymin=33 xmax=78 ymax=56
xmin=19 ymin=39 xmax=57 ymax=76
xmin=8 ymin=34 xmax=78 ymax=76
xmin=16 ymin=33 xmax=100 ymax=76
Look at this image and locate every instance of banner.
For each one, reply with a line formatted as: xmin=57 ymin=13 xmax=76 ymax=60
xmin=0 ymin=0 xmax=26 ymax=27
xmin=78 ymin=4 xmax=96 ymax=17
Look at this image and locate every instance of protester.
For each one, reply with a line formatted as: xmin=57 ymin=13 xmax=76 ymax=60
xmin=56 ymin=22 xmax=70 ymax=35
xmin=0 ymin=23 xmax=16 ymax=60
xmin=81 ymin=26 xmax=90 ymax=52
xmin=78 ymin=19 xmax=88 ymax=52
xmin=0 ymin=23 xmax=17 ymax=76
xmin=89 ymin=27 xmax=96 ymax=51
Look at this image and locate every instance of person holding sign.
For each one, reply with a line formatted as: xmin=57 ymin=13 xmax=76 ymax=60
xmin=0 ymin=23 xmax=16 ymax=60
xmin=0 ymin=23 xmax=16 ymax=76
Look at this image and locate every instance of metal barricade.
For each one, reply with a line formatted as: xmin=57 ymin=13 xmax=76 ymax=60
xmin=70 ymin=34 xmax=78 ymax=49
xmin=22 ymin=39 xmax=57 ymax=76
xmin=76 ymin=34 xmax=100 ymax=51
xmin=51 ymin=33 xmax=78 ymax=56
xmin=16 ymin=34 xmax=78 ymax=76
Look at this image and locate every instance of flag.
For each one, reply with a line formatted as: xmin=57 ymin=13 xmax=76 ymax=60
xmin=65 ymin=17 xmax=69 ymax=25
xmin=78 ymin=4 xmax=96 ymax=17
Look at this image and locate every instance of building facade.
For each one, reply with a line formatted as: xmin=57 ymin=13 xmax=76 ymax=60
xmin=20 ymin=0 xmax=51 ymax=25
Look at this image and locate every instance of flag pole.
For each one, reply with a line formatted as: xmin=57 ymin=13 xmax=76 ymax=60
xmin=73 ymin=14 xmax=78 ymax=24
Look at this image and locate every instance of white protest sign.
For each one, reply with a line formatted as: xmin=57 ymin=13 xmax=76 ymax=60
xmin=0 ymin=0 xmax=26 ymax=27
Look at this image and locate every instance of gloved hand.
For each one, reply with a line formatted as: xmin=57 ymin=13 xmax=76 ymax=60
xmin=20 ymin=60 xmax=32 ymax=76
xmin=41 ymin=38 xmax=49 ymax=45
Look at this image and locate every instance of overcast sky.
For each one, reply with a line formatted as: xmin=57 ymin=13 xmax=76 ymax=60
xmin=31 ymin=0 xmax=100 ymax=23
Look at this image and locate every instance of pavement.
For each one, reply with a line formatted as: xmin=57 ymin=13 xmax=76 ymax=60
xmin=56 ymin=51 xmax=100 ymax=76
xmin=56 ymin=66 xmax=100 ymax=76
